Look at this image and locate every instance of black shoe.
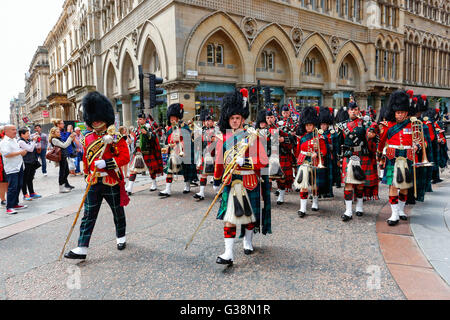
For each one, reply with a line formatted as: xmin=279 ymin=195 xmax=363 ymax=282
xmin=159 ymin=192 xmax=171 ymax=198
xmin=183 ymin=190 xmax=191 ymax=194
xmin=244 ymin=249 xmax=254 ymax=255
xmin=150 ymin=188 xmax=157 ymax=192
xmin=311 ymin=208 xmax=319 ymax=212
xmin=298 ymin=211 xmax=306 ymax=218
xmin=117 ymin=243 xmax=126 ymax=251
xmin=341 ymin=214 xmax=352 ymax=222
xmin=193 ymin=194 xmax=205 ymax=201
xmin=387 ymin=219 xmax=399 ymax=226
xmin=216 ymin=256 xmax=233 ymax=266
xmin=65 ymin=184 xmax=75 ymax=190
xmin=127 ymin=192 xmax=132 ymax=196
xmin=277 ymin=201 xmax=283 ymax=205
xmin=64 ymin=251 xmax=86 ymax=260
xmin=190 ymin=182 xmax=199 ymax=187
xmin=399 ymin=216 xmax=408 ymax=221
xmin=356 ymin=211 xmax=363 ymax=217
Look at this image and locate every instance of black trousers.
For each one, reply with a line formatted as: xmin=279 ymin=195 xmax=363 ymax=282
xmin=59 ymin=156 xmax=70 ymax=186
xmin=22 ymin=163 xmax=36 ymax=196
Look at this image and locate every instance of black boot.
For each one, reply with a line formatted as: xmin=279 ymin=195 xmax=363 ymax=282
xmin=216 ymin=256 xmax=233 ymax=266
xmin=64 ymin=251 xmax=86 ymax=260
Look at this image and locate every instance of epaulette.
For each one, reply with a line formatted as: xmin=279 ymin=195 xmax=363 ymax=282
xmin=81 ymin=131 xmax=94 ymax=148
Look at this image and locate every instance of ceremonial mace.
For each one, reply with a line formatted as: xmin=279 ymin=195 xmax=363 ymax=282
xmin=185 ymin=128 xmax=259 ymax=251
xmin=58 ymin=126 xmax=116 ymax=261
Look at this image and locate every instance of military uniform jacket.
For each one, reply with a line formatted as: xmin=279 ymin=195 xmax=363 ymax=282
xmin=83 ymin=131 xmax=130 ymax=186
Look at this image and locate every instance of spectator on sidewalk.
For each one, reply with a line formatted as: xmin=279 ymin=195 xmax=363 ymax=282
xmin=0 ymin=125 xmax=28 ymax=214
xmin=34 ymin=124 xmax=48 ymax=176
xmin=73 ymin=127 xmax=84 ymax=176
xmin=52 ymin=119 xmax=76 ymax=187
xmin=0 ymin=126 xmax=8 ymax=206
xmin=49 ymin=127 xmax=76 ymax=194
xmin=66 ymin=124 xmax=77 ymax=176
xmin=18 ymin=127 xmax=42 ymax=201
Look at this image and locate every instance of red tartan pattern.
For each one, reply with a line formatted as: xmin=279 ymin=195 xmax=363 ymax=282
xmin=342 ymin=155 xmax=379 ymax=199
xmin=279 ymin=153 xmax=294 ymax=186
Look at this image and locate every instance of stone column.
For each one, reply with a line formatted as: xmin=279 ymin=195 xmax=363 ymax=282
xmin=373 ymin=93 xmax=382 ymax=113
xmin=120 ymin=95 xmax=132 ymax=128
xmin=163 ymin=80 xmax=200 ymax=121
xmin=354 ymin=92 xmax=368 ymax=110
xmin=323 ymin=90 xmax=337 ymax=108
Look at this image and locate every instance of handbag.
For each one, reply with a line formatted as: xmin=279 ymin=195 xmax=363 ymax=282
xmin=33 ymin=159 xmax=42 ymax=170
xmin=46 ymin=146 xmax=62 ymax=162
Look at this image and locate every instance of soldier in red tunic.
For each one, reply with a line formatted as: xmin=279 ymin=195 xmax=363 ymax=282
xmin=64 ymin=92 xmax=130 ymax=260
xmin=377 ymin=90 xmax=419 ymax=226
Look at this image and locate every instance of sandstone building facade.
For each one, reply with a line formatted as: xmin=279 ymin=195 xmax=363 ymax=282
xmin=25 ymin=0 xmax=450 ymax=127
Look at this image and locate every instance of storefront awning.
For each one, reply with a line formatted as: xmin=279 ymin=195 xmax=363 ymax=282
xmin=195 ymin=82 xmax=235 ymax=93
xmin=297 ymin=89 xmax=322 ymax=97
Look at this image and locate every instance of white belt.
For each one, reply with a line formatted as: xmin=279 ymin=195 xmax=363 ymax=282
xmin=388 ymin=145 xmax=412 ymax=150
xmin=95 ymin=169 xmax=120 ymax=177
xmin=233 ymin=170 xmax=255 ymax=176
xmin=301 ymin=151 xmax=312 ymax=156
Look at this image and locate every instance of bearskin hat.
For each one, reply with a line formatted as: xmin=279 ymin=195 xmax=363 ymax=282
xmin=167 ymin=103 xmax=184 ymax=120
xmin=199 ymin=109 xmax=209 ymax=122
xmin=82 ymin=91 xmax=115 ymax=128
xmin=217 ymin=90 xmax=249 ymax=133
xmin=422 ymin=108 xmax=438 ymax=122
xmin=335 ymin=106 xmax=350 ymax=123
xmin=416 ymin=95 xmax=429 ymax=113
xmin=137 ymin=111 xmax=147 ymax=119
xmin=296 ymin=106 xmax=319 ymax=136
xmin=382 ymin=90 xmax=411 ymax=122
xmin=255 ymin=109 xmax=268 ymax=129
xmin=319 ymin=107 xmax=334 ymax=125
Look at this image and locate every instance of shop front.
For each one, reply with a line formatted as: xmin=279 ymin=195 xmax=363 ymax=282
xmin=333 ymin=91 xmax=352 ymax=108
xmin=297 ymin=89 xmax=322 ymax=108
xmin=195 ymin=82 xmax=236 ymax=120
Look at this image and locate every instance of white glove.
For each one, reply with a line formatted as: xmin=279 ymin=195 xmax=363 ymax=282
xmin=102 ymin=135 xmax=114 ymax=145
xmin=236 ymin=157 xmax=245 ymax=167
xmin=95 ymin=160 xmax=106 ymax=169
xmin=145 ymin=123 xmax=151 ymax=129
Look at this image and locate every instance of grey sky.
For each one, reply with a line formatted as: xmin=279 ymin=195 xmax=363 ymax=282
xmin=0 ymin=0 xmax=64 ymax=123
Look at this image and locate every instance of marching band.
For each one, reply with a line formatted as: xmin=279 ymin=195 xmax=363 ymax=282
xmin=63 ymin=89 xmax=448 ymax=266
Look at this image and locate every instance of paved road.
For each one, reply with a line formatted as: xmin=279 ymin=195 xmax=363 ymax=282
xmin=0 ymin=163 xmax=409 ymax=300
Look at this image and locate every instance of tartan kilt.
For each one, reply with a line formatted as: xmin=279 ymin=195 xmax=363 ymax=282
xmin=318 ymin=153 xmax=334 ymax=197
xmin=342 ymin=154 xmax=379 ymax=199
xmin=143 ymin=153 xmax=164 ymax=175
xmin=217 ymin=174 xmax=261 ymax=222
xmin=279 ymin=153 xmax=294 ymax=186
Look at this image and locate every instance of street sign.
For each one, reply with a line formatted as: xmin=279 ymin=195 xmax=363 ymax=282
xmin=186 ymin=70 xmax=198 ymax=77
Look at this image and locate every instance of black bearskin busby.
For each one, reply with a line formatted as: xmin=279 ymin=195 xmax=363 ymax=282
xmin=422 ymin=108 xmax=438 ymax=122
xmin=255 ymin=109 xmax=268 ymax=129
xmin=199 ymin=109 xmax=209 ymax=122
xmin=416 ymin=95 xmax=429 ymax=113
xmin=217 ymin=90 xmax=249 ymax=133
xmin=167 ymin=103 xmax=184 ymax=120
xmin=281 ymin=105 xmax=290 ymax=112
xmin=319 ymin=107 xmax=334 ymax=125
xmin=296 ymin=106 xmax=319 ymax=136
xmin=335 ymin=106 xmax=349 ymax=123
xmin=82 ymin=91 xmax=115 ymax=128
xmin=383 ymin=90 xmax=411 ymax=122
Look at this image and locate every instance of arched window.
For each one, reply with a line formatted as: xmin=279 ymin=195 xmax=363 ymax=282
xmin=207 ymin=44 xmax=215 ymax=64
xmin=262 ymin=52 xmax=267 ymax=70
xmin=268 ymin=53 xmax=275 ymax=70
xmin=216 ymin=45 xmax=224 ymax=65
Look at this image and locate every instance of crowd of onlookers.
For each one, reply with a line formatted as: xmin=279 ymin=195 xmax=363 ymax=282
xmin=0 ymin=120 xmax=85 ymax=215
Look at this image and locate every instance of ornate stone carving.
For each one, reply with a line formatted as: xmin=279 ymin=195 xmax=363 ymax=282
xmin=113 ymin=42 xmax=120 ymax=67
xmin=330 ymin=36 xmax=340 ymax=57
xmin=241 ymin=17 xmax=258 ymax=40
xmin=130 ymin=28 xmax=140 ymax=58
xmin=291 ymin=27 xmax=303 ymax=48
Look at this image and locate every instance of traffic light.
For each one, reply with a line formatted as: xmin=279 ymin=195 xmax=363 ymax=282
xmin=249 ymin=87 xmax=258 ymax=104
xmin=263 ymin=87 xmax=272 ymax=106
xmin=149 ymin=74 xmax=164 ymax=109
